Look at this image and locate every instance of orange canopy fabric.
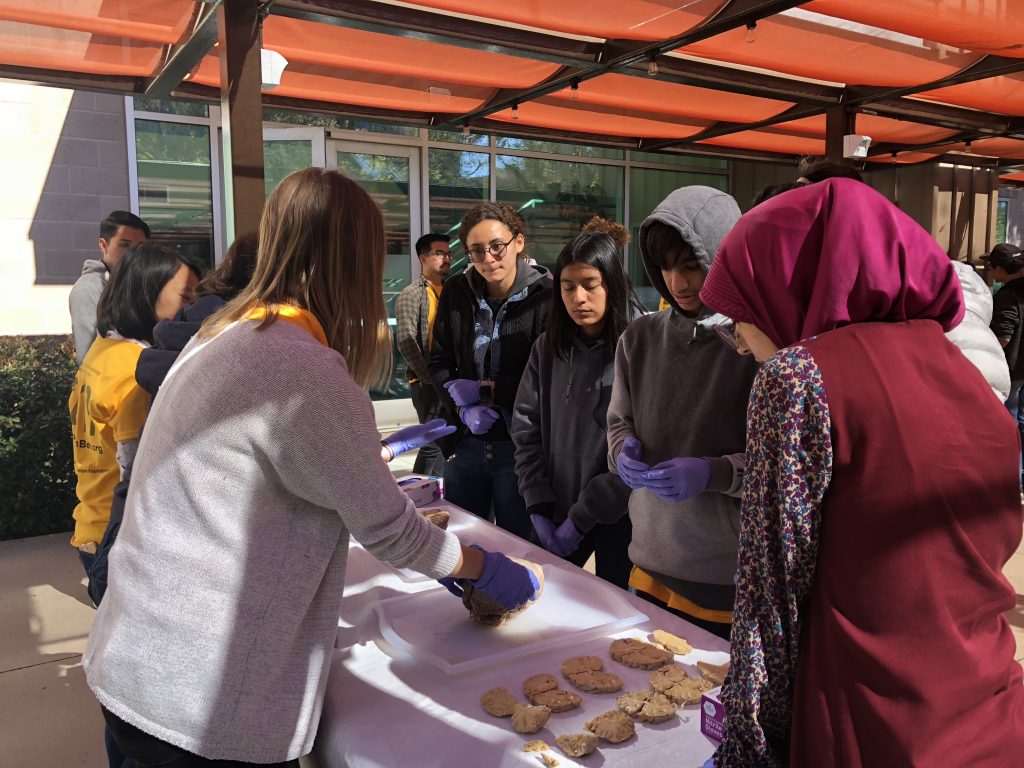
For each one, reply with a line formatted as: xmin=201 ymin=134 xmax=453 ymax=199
xmin=806 ymin=0 xmax=1024 ymax=59
xmin=0 ymin=0 xmax=195 ymax=45
xmin=190 ymin=55 xmax=490 ymax=113
xmin=0 ymin=21 xmax=164 ymax=76
xmin=695 ymin=113 xmax=962 ymax=158
xmin=866 ymin=151 xmax=944 ymax=165
xmin=680 ymin=13 xmax=982 ymax=88
xmin=914 ymin=73 xmax=1024 ymax=118
xmin=406 ymin=0 xmax=727 ymax=41
xmin=942 ymin=138 xmax=1024 ymax=161
xmin=489 ymin=98 xmax=709 ymax=140
xmin=261 ymin=16 xmax=559 ymax=90
xmin=546 ymin=73 xmax=793 ymax=123
xmin=0 ymin=0 xmax=1022 ymax=164
xmin=699 ymin=129 xmax=825 ymax=157
xmin=876 ymin=138 xmax=1024 ymax=163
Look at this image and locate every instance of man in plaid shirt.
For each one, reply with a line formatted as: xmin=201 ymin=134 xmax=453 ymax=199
xmin=395 ymin=234 xmax=454 ymax=475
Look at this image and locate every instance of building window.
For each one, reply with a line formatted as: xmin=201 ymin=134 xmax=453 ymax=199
xmin=429 ymin=148 xmax=489 ymax=269
xmin=134 ymin=119 xmax=214 ymax=270
xmin=496 ymin=155 xmax=624 ymax=269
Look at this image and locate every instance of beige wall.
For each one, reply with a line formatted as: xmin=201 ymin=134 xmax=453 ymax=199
xmin=0 ymin=82 xmax=130 ymax=336
xmin=731 ymin=156 xmax=999 ymax=263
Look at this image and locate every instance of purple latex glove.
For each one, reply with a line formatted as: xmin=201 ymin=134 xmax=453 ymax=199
xmin=616 ymin=436 xmax=650 ymax=490
xmin=468 ymin=545 xmax=541 ymax=609
xmin=382 ymin=419 xmax=457 ymax=460
xmin=702 ymin=758 xmax=716 ymax=768
xmin=531 ymin=514 xmax=583 ymax=558
xmin=460 ymin=405 xmax=499 ymax=435
xmin=640 ymin=457 xmax=712 ymax=502
xmin=443 ymin=378 xmax=482 ymax=407
xmin=438 ymin=577 xmax=463 ymax=597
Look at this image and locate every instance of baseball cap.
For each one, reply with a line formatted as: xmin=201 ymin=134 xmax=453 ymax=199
xmin=981 ymin=243 xmax=1024 ymax=270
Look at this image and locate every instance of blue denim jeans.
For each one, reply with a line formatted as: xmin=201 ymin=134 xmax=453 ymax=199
xmin=443 ymin=436 xmax=531 ymax=540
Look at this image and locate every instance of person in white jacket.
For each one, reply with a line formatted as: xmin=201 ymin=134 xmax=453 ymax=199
xmin=947 ymin=260 xmax=1010 ymax=401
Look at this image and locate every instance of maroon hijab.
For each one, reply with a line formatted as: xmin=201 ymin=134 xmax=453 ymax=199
xmin=700 ymin=178 xmax=964 ymax=349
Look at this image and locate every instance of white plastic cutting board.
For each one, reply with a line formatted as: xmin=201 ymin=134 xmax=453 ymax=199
xmin=374 ymin=563 xmax=648 ymax=675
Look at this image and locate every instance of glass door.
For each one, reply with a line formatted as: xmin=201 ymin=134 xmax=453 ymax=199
xmin=263 ymin=127 xmax=326 ymax=199
xmin=329 ymin=141 xmax=422 ymax=415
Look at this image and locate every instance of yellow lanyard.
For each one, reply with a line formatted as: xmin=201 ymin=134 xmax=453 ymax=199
xmin=245 ymin=304 xmax=328 ymax=347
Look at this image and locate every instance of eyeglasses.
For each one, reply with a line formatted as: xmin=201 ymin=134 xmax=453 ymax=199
xmin=712 ymin=321 xmax=740 ymax=351
xmin=466 ymin=236 xmax=516 ymax=263
xmin=427 ymin=249 xmax=453 ymax=260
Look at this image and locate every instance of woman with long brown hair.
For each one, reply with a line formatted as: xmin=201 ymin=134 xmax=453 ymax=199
xmin=83 ymin=168 xmax=540 ymax=768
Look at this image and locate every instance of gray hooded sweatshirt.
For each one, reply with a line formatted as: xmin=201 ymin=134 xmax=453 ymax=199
xmin=606 ymin=186 xmax=759 ymax=612
xmin=69 ymin=258 xmax=109 ymax=364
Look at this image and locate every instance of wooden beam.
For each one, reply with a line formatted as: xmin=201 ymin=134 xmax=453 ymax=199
xmin=217 ymin=0 xmax=266 ymax=242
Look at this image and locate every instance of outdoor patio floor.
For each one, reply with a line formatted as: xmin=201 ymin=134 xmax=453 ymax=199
xmin=2 ymin=477 xmax=1022 ymax=766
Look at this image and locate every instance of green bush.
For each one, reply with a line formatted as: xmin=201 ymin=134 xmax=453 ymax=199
xmin=0 ymin=336 xmax=78 ymax=541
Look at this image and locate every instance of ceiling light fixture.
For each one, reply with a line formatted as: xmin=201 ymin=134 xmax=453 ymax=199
xmin=570 ymin=79 xmax=580 ymax=101
xmin=511 ymin=102 xmax=520 ymax=120
xmin=745 ymin=21 xmax=758 ymax=43
xmin=647 ymin=55 xmax=659 ymax=77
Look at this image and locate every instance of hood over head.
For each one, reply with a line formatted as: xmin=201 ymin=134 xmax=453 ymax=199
xmin=637 ymin=186 xmax=741 ymax=313
xmin=700 ymin=178 xmax=965 ymax=349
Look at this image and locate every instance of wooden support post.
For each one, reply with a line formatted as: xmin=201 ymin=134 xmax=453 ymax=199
xmin=217 ymin=0 xmax=265 ymax=243
xmin=825 ymin=106 xmax=855 ymax=163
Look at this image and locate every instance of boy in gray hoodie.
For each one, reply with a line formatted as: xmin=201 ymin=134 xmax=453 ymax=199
xmin=607 ymin=186 xmax=757 ymax=639
xmin=69 ymin=211 xmax=149 ymax=363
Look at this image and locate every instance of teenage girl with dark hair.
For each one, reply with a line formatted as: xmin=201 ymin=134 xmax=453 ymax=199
xmin=511 ymin=218 xmax=643 ymax=588
xmin=69 ymin=242 xmax=200 ymax=577
xmin=429 ymin=202 xmax=552 ymax=539
xmin=87 ymin=232 xmax=264 ymax=609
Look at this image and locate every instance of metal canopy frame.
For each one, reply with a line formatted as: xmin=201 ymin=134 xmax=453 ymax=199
xmin=2 ymin=0 xmax=1023 ymax=167
xmin=145 ymin=0 xmax=223 ymax=99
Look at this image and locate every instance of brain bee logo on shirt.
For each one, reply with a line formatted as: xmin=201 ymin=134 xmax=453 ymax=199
xmin=70 ymin=383 xmax=104 ymax=455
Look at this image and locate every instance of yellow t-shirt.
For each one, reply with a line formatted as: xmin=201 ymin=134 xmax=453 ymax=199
xmin=426 ymin=281 xmax=442 ymax=351
xmin=68 ymin=338 xmax=150 ymax=547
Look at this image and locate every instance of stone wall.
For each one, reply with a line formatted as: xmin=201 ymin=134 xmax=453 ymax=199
xmin=0 ymin=83 xmax=130 ymax=335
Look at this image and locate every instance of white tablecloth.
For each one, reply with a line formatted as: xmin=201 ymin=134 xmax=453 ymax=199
xmin=309 ymin=502 xmax=729 ymax=768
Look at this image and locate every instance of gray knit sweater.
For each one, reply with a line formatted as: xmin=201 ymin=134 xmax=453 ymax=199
xmin=83 ymin=319 xmax=463 ymax=763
